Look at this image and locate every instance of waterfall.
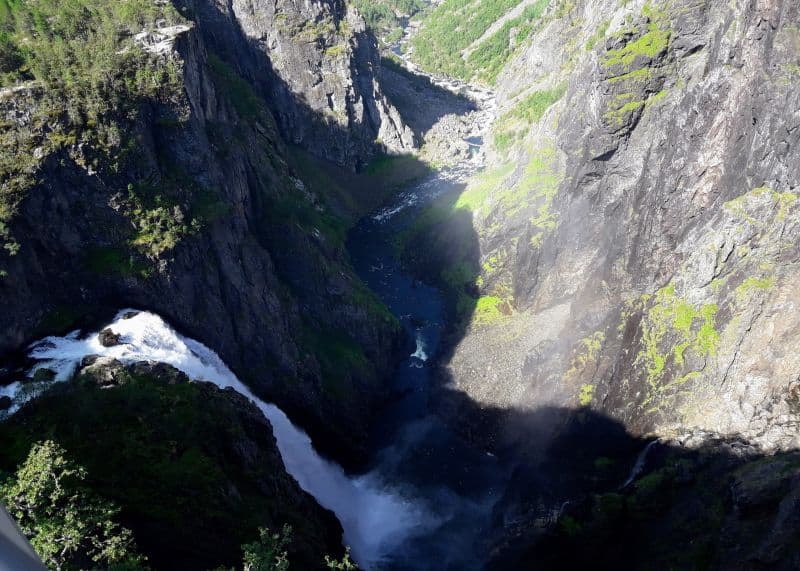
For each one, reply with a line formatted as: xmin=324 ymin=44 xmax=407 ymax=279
xmin=620 ymin=440 xmax=659 ymax=490
xmin=19 ymin=310 xmax=431 ymax=568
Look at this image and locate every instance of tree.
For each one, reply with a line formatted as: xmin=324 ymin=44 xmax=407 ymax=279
xmin=325 ymin=547 xmax=359 ymax=570
xmin=242 ymin=525 xmax=292 ymax=571
xmin=0 ymin=440 xmax=146 ymax=571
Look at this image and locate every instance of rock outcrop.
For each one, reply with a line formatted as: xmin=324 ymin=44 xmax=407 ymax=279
xmin=187 ymin=0 xmax=415 ymax=168
xmin=0 ymin=359 xmax=344 ymax=570
xmin=0 ymin=1 xmax=407 ymax=463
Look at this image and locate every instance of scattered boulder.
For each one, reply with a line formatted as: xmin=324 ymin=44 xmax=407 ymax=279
xmin=98 ymin=328 xmax=121 ymax=347
xmin=121 ymin=311 xmax=139 ymax=320
xmin=77 ymin=357 xmax=127 ymax=388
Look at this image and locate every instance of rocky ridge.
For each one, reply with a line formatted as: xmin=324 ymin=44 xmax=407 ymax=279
xmin=0 ymin=0 xmax=413 ymax=463
xmin=0 ymin=357 xmax=344 ymax=570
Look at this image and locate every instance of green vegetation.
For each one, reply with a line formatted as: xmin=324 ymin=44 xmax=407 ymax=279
xmin=325 ymin=549 xmax=359 ymax=570
xmin=473 ymin=295 xmax=511 ymax=324
xmin=0 ymin=0 xmax=185 ymax=255
xmin=578 ymin=383 xmax=595 ymax=406
xmin=510 ymin=84 xmax=567 ymax=123
xmin=242 ymin=525 xmax=291 ymax=571
xmin=303 ymin=324 xmax=370 ymax=399
xmin=585 ymin=19 xmax=610 ymax=51
xmin=208 ymin=54 xmax=264 ymax=120
xmin=464 ymin=0 xmax=551 ymax=83
xmin=124 ymin=184 xmax=194 ymax=258
xmin=601 ymin=3 xmax=671 ymax=71
xmin=493 ymin=85 xmax=566 ymax=153
xmin=0 ymin=368 xmax=339 ymax=569
xmin=735 ymin=275 xmax=775 ymax=301
xmin=412 ymin=0 xmax=550 ymax=82
xmin=594 ymin=456 xmax=615 ymax=470
xmin=636 ymin=283 xmax=720 ymax=407
xmin=352 ymin=0 xmax=425 ymax=43
xmin=1 ymin=440 xmax=146 ymax=570
xmin=85 ymin=246 xmax=152 ymax=277
xmin=535 ymin=446 xmax=792 ymax=569
xmin=724 ymin=185 xmax=797 ymax=225
xmin=494 ymin=143 xmax=562 ymax=245
xmin=602 ymin=93 xmax=645 ymax=127
xmin=567 ymin=331 xmax=605 ymax=378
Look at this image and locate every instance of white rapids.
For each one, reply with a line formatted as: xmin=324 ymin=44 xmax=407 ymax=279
xmin=16 ymin=309 xmax=435 ymax=569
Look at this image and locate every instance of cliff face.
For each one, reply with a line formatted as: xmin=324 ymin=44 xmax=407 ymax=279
xmin=0 ymin=0 xmax=408 ymax=462
xmin=430 ymin=0 xmax=800 ymax=454
xmin=188 ymin=0 xmax=416 ymax=167
xmin=0 ymin=359 xmax=344 ymax=570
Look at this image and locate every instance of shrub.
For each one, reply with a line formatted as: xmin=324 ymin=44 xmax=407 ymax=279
xmin=0 ymin=440 xmax=146 ymax=570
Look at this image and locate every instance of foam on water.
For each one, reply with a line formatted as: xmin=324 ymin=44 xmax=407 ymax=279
xmin=411 ymin=333 xmax=428 ymax=362
xmin=23 ymin=310 xmax=434 ymax=568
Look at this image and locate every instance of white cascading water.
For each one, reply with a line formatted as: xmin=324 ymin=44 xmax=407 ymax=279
xmin=620 ymin=440 xmax=659 ymax=489
xmin=17 ymin=310 xmax=433 ymax=568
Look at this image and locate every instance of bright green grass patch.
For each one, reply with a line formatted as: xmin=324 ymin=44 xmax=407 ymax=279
xmin=578 ymin=383 xmax=595 ymax=406
xmin=493 ymin=84 xmax=566 ymax=152
xmin=602 ymin=3 xmax=670 ymax=70
xmin=472 ymin=295 xmax=510 ymax=324
xmin=496 ymin=143 xmax=561 ymax=239
xmin=511 ymin=84 xmax=567 ymax=123
xmin=637 ymin=283 xmax=719 ymax=403
xmin=455 ymin=161 xmax=516 ymax=213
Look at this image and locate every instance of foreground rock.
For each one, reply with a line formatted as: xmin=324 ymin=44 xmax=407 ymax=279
xmin=98 ymin=328 xmax=121 ymax=347
xmin=0 ymin=359 xmax=344 ymax=570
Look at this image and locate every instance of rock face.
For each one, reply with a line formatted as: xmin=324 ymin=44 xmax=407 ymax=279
xmin=187 ymin=0 xmax=415 ymax=167
xmin=431 ymin=0 xmax=800 ymax=454
xmin=0 ymin=2 xmax=406 ymax=463
xmin=0 ymin=359 xmax=344 ymax=570
xmin=401 ymin=0 xmax=800 ymax=563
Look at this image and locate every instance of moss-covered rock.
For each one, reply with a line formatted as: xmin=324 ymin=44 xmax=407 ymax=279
xmin=0 ymin=360 xmax=344 ymax=570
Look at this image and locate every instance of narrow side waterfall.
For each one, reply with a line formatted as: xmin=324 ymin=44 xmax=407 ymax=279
xmin=21 ymin=310 xmax=432 ymax=568
xmin=620 ymin=440 xmax=659 ymax=489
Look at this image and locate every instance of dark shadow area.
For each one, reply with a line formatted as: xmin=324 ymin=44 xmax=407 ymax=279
xmin=380 ymin=56 xmax=477 ymax=139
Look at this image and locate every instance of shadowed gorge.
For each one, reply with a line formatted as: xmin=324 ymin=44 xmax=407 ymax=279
xmin=2 ymin=0 xmax=800 ymax=569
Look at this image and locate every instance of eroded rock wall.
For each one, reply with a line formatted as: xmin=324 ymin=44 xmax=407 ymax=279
xmin=444 ymin=0 xmax=800 ymax=452
xmin=0 ymin=6 xmax=403 ymax=463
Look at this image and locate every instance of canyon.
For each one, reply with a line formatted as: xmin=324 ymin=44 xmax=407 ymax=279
xmin=2 ymin=0 xmax=800 ymax=569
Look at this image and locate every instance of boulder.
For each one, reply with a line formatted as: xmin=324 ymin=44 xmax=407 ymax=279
xmin=98 ymin=328 xmax=121 ymax=347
